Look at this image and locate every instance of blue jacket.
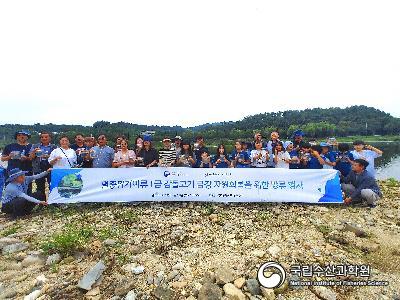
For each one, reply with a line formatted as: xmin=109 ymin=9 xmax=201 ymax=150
xmin=343 ymin=170 xmax=382 ymax=199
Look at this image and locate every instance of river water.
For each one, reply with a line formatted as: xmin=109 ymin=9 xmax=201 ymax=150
xmin=1 ymin=142 xmax=399 ymax=179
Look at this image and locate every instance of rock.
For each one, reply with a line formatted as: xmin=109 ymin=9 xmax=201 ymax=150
xmin=209 ymin=214 xmax=219 ymax=222
xmin=85 ymin=287 xmax=100 ymax=296
xmin=115 ymin=279 xmax=135 ymax=296
xmin=167 ymin=270 xmax=180 ymax=281
xmin=77 ymin=261 xmax=106 ymax=291
xmin=103 ymin=239 xmax=117 ymax=246
xmin=246 ymin=279 xmax=261 ymax=295
xmin=215 ymin=266 xmax=235 ymax=285
xmin=260 ymin=287 xmax=275 ymax=300
xmin=355 ymin=240 xmax=380 ymax=253
xmin=201 ymin=272 xmax=216 ymax=284
xmin=46 ymin=253 xmax=61 ymax=265
xmin=2 ymin=242 xmax=28 ymax=255
xmin=153 ymin=285 xmax=175 ymax=300
xmin=274 ymin=279 xmax=288 ymax=295
xmin=343 ymin=223 xmax=367 ymax=237
xmin=233 ymin=277 xmax=245 ymax=289
xmin=0 ymin=237 xmax=21 ymax=248
xmin=223 ymin=283 xmax=246 ymax=300
xmin=147 ymin=275 xmax=154 ymax=285
xmin=171 ymin=281 xmax=187 ymax=289
xmin=251 ymin=249 xmax=265 ymax=258
xmin=24 ymin=289 xmax=42 ymax=300
xmin=132 ymin=265 xmax=145 ymax=275
xmin=125 ymin=290 xmax=136 ymax=300
xmin=172 ymin=262 xmax=184 ymax=270
xmin=35 ymin=274 xmax=47 ymax=286
xmin=310 ymin=286 xmax=337 ymax=300
xmin=198 ymin=283 xmax=222 ymax=300
xmin=22 ymin=254 xmax=45 ymax=267
xmin=267 ymin=245 xmax=281 ymax=257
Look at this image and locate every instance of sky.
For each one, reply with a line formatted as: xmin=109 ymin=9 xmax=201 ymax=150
xmin=0 ymin=0 xmax=399 ymax=127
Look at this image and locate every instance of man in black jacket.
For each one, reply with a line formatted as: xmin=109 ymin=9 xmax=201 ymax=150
xmin=341 ymin=159 xmax=382 ymax=207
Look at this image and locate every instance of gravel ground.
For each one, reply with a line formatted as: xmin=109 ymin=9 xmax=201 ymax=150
xmin=0 ymin=180 xmax=399 ymax=300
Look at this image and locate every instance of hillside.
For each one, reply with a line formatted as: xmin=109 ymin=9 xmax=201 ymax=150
xmin=1 ymin=106 xmax=399 ymax=147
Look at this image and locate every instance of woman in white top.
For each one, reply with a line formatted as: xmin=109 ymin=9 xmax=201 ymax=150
xmin=273 ymin=141 xmax=291 ymax=169
xmin=250 ymin=141 xmax=269 ymax=167
xmin=48 ymin=136 xmax=77 ymax=169
xmin=112 ymin=139 xmax=136 ymax=168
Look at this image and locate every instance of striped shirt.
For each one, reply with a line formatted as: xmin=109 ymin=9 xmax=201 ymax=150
xmin=158 ymin=148 xmax=177 ymax=166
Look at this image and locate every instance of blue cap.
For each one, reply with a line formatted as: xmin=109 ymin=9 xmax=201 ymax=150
xmin=143 ymin=135 xmax=152 ymax=142
xmin=6 ymin=168 xmax=28 ymax=183
xmin=320 ymin=142 xmax=330 ymax=147
xmin=293 ymin=129 xmax=305 ymax=137
xmin=14 ymin=130 xmax=31 ymax=139
xmin=283 ymin=141 xmax=293 ymax=150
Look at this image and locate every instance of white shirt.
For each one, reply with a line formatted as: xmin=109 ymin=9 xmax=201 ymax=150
xmin=351 ymin=149 xmax=381 ymax=177
xmin=274 ymin=151 xmax=291 ymax=169
xmin=250 ymin=149 xmax=268 ymax=167
xmin=48 ymin=148 xmax=77 ymax=169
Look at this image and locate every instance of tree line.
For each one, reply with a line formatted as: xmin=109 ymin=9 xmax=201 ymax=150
xmin=1 ymin=105 xmax=399 ymax=147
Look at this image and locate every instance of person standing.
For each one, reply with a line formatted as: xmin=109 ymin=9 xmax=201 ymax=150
xmin=29 ymin=131 xmax=56 ymax=196
xmin=137 ymin=135 xmax=159 ymax=168
xmin=266 ymin=132 xmax=281 ymax=168
xmin=213 ymin=144 xmax=231 ymax=168
xmin=194 ymin=136 xmax=209 ymax=162
xmin=173 ymin=136 xmax=183 ymax=158
xmin=158 ymin=137 xmax=177 ymax=167
xmin=273 ymin=141 xmax=291 ymax=169
xmin=48 ymin=136 xmax=77 ymax=169
xmin=1 ymin=130 xmax=33 ymax=179
xmin=250 ymin=141 xmax=269 ymax=168
xmin=112 ymin=139 xmax=136 ymax=168
xmin=176 ymin=141 xmax=195 ymax=167
xmin=71 ymin=134 xmax=87 ymax=166
xmin=91 ymin=135 xmax=115 ymax=168
xmin=230 ymin=140 xmax=251 ymax=168
xmin=351 ymin=140 xmax=383 ymax=178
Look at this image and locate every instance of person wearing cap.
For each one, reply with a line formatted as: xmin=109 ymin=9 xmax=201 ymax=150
xmin=193 ymin=136 xmax=209 ymax=162
xmin=29 ymin=131 xmax=56 ymax=195
xmin=334 ymin=143 xmax=354 ymax=177
xmin=1 ymin=168 xmax=50 ymax=218
xmin=350 ymin=140 xmax=383 ymax=178
xmin=1 ymin=130 xmax=33 ymax=179
xmin=292 ymin=130 xmax=306 ymax=150
xmin=319 ymin=142 xmax=336 ymax=169
xmin=158 ymin=137 xmax=177 ymax=167
xmin=137 ymin=135 xmax=159 ymax=168
xmin=342 ymin=159 xmax=382 ymax=207
xmin=172 ymin=136 xmax=182 ymax=158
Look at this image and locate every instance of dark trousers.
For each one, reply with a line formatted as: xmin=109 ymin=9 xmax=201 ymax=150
xmin=35 ymin=171 xmax=51 ymax=196
xmin=1 ymin=192 xmax=45 ymax=218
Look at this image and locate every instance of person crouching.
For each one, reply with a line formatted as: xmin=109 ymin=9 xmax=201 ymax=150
xmin=1 ymin=168 xmax=50 ymax=218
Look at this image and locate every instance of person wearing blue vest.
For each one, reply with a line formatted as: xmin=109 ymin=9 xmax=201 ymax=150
xmin=0 ymin=166 xmax=5 ymax=200
xmin=230 ymin=140 xmax=251 ymax=168
xmin=1 ymin=168 xmax=50 ymax=218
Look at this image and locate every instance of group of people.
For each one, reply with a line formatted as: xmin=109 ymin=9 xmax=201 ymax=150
xmin=0 ymin=129 xmax=384 ymax=218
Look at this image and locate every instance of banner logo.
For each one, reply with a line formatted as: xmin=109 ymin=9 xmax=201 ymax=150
xmin=257 ymin=261 xmax=286 ymax=289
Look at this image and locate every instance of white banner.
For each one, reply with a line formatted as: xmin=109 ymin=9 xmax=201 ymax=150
xmin=48 ymin=168 xmax=342 ymax=204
